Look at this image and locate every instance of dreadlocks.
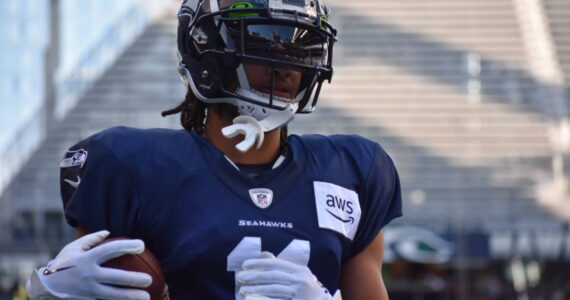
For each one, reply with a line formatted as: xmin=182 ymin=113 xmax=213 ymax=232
xmin=162 ymin=90 xmax=288 ymax=140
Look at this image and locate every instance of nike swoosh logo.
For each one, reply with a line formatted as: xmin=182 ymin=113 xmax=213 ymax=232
xmin=326 ymin=209 xmax=355 ymax=224
xmin=64 ymin=176 xmax=81 ymax=188
xmin=43 ymin=266 xmax=76 ymax=276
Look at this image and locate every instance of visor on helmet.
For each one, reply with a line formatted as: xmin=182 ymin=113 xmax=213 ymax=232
xmin=214 ymin=22 xmax=328 ymax=114
xmin=227 ymin=23 xmax=329 ymax=68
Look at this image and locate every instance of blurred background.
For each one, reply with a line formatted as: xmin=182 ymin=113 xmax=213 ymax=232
xmin=0 ymin=0 xmax=569 ymax=299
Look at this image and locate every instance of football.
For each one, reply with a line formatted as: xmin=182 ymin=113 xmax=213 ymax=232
xmin=100 ymin=237 xmax=169 ymax=300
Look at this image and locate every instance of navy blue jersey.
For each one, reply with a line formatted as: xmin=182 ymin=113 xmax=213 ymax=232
xmin=60 ymin=127 xmax=402 ymax=299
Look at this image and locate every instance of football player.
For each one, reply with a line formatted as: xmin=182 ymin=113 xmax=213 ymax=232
xmin=26 ymin=0 xmax=402 ymax=299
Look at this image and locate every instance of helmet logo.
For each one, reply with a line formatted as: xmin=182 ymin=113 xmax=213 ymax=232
xmin=228 ymin=1 xmax=258 ymax=18
xmin=230 ymin=1 xmax=254 ymax=9
xmin=249 ymin=188 xmax=274 ymax=209
xmin=60 ymin=149 xmax=88 ymax=168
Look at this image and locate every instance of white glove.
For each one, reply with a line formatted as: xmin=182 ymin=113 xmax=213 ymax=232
xmin=237 ymin=252 xmax=334 ymax=300
xmin=26 ymin=230 xmax=152 ymax=300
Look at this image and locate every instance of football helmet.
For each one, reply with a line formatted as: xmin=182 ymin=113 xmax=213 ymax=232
xmin=177 ymin=0 xmax=337 ymax=151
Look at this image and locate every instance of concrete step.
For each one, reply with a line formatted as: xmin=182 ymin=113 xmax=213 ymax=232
xmin=326 ymin=86 xmax=532 ymax=97
xmin=305 ymin=111 xmax=548 ymax=125
xmin=331 ymin=71 xmax=533 ymax=81
xmin=294 ymin=124 xmax=548 ymax=141
xmin=321 ymin=101 xmax=538 ymax=113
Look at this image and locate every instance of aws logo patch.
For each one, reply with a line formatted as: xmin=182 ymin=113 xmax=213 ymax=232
xmin=325 ymin=194 xmax=355 ymax=224
xmin=314 ymin=181 xmax=361 ymax=240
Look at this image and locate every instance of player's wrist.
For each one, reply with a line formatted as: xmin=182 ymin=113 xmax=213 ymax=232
xmin=27 ymin=268 xmax=81 ymax=300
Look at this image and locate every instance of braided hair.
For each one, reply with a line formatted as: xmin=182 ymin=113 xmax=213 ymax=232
xmin=161 ymin=89 xmax=207 ymax=135
xmin=162 ymin=89 xmax=288 ymax=140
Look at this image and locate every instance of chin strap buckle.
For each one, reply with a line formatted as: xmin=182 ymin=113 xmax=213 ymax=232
xmin=221 ymin=104 xmax=296 ymax=152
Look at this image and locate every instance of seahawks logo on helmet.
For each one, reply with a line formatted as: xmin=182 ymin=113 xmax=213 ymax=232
xmin=60 ymin=149 xmax=88 ymax=169
xmin=178 ymin=0 xmax=202 ymax=24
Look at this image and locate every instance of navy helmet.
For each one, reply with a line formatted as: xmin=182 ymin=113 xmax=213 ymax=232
xmin=177 ymin=0 xmax=337 ymax=122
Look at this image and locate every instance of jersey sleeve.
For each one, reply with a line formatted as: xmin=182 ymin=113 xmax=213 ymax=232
xmin=60 ymin=137 xmax=141 ymax=237
xmin=346 ymin=145 xmax=402 ymax=260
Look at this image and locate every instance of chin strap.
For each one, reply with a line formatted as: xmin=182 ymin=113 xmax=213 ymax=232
xmin=221 ymin=104 xmax=296 ymax=152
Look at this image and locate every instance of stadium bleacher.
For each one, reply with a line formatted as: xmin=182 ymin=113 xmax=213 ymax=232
xmin=292 ymin=0 xmax=564 ymax=233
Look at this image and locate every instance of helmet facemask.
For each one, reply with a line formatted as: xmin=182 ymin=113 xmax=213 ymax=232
xmin=178 ymin=0 xmax=336 ymax=152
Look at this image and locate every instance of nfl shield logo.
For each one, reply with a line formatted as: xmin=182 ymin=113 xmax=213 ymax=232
xmin=249 ymin=188 xmax=274 ymax=209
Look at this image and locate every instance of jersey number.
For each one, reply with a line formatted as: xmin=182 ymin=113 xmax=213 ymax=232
xmin=227 ymin=237 xmax=311 ymax=300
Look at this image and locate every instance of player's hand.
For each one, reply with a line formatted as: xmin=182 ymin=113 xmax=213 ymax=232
xmin=237 ymin=252 xmax=334 ymax=300
xmin=26 ymin=230 xmax=152 ymax=300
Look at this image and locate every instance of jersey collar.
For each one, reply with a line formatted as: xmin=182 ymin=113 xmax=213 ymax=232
xmin=189 ymin=132 xmax=307 ymax=209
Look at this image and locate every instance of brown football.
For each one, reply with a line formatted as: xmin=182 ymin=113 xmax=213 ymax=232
xmin=99 ymin=237 xmax=169 ymax=300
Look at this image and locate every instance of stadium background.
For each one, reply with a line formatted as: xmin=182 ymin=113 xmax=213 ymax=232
xmin=0 ymin=0 xmax=569 ymax=299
